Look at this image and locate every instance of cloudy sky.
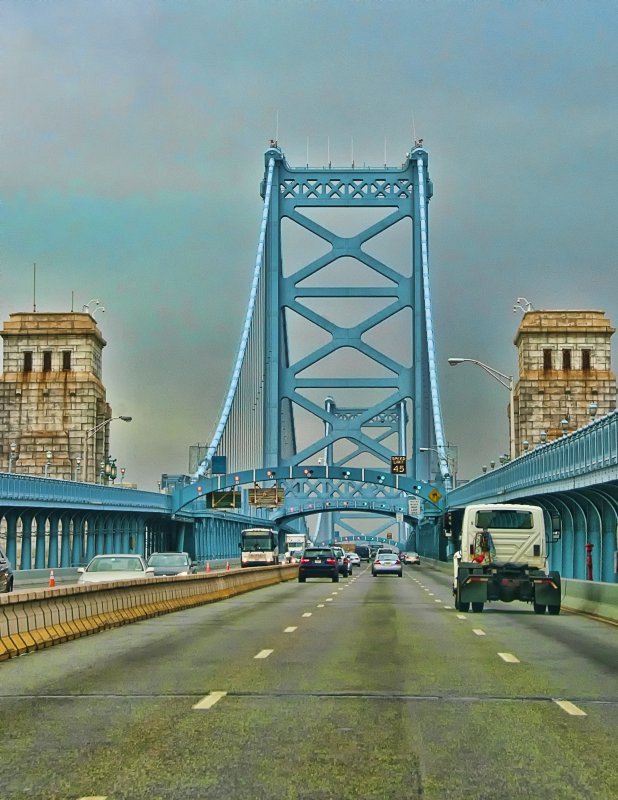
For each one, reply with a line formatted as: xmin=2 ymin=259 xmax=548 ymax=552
xmin=1 ymin=0 xmax=616 ymax=489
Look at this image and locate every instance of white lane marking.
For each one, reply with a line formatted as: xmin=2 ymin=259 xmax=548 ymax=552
xmin=326 ymin=598 xmax=333 ymax=602
xmin=434 ymin=599 xmax=442 ymax=603
xmin=442 ymin=605 xmax=453 ymax=609
xmin=78 ymin=797 xmax=108 ymax=800
xmin=456 ymin=614 xmax=467 ymax=620
xmin=472 ymin=629 xmax=486 ymax=636
xmin=498 ymin=652 xmax=520 ymax=663
xmin=317 ymin=604 xmax=325 ymax=608
xmin=193 ymin=691 xmax=227 ymax=710
xmin=284 ymin=626 xmax=297 ymax=633
xmin=332 ymin=591 xmax=338 ymax=595
xmin=429 ymin=592 xmax=435 ymax=596
xmin=302 ymin=613 xmax=312 ymax=618
xmin=254 ymin=649 xmax=274 ymax=659
xmin=554 ymin=699 xmax=587 ymax=716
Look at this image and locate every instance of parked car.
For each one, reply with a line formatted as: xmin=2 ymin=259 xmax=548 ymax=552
xmin=147 ymin=552 xmax=197 ymax=576
xmin=298 ymin=548 xmax=339 ymax=583
xmin=402 ymin=551 xmax=421 ymax=566
xmin=0 ymin=546 xmax=14 ymax=593
xmin=331 ymin=546 xmax=352 ymax=576
xmin=372 ymin=552 xmax=403 ymax=577
xmin=347 ymin=552 xmax=361 ymax=567
xmin=77 ymin=554 xmax=154 ymax=584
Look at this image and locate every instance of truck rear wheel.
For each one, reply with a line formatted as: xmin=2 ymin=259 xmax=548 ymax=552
xmin=533 ymin=603 xmax=546 ymax=614
xmin=455 ymin=587 xmax=470 ymax=612
xmin=471 ymin=602 xmax=484 ymax=613
xmin=547 ymin=604 xmax=560 ymax=615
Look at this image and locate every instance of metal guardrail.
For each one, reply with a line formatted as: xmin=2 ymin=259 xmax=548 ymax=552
xmin=0 ymin=471 xmax=171 ymax=513
xmin=448 ymin=409 xmax=618 ymax=506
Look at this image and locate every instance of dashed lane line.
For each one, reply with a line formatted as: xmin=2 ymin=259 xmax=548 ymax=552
xmin=498 ymin=652 xmax=520 ymax=663
xmin=317 ymin=604 xmax=325 ymax=608
xmin=473 ymin=629 xmax=486 ymax=636
xmin=254 ymin=649 xmax=274 ymax=659
xmin=456 ymin=614 xmax=467 ymax=620
xmin=193 ymin=691 xmax=227 ymax=710
xmin=302 ymin=613 xmax=312 ymax=618
xmin=554 ymin=699 xmax=587 ymax=716
xmin=325 ymin=598 xmax=333 ymax=602
xmin=284 ymin=626 xmax=298 ymax=633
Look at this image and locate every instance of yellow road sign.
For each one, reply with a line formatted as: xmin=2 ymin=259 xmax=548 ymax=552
xmin=428 ymin=488 xmax=442 ymax=503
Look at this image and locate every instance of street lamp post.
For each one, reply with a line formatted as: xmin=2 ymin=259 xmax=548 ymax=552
xmin=84 ymin=415 xmax=132 ymax=482
xmin=8 ymin=441 xmax=17 ymax=473
xmin=448 ymin=357 xmax=515 ymax=460
xmin=44 ymin=449 xmax=52 ymax=478
xmin=418 ymin=447 xmax=455 ymax=488
xmin=74 ymin=456 xmax=81 ymax=481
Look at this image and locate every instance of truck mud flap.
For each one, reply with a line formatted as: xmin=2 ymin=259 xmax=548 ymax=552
xmin=459 ymin=573 xmax=489 ymax=603
xmin=532 ymin=574 xmax=561 ymax=607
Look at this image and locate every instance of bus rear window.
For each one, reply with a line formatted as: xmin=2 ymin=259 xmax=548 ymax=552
xmin=474 ymin=510 xmax=533 ymax=530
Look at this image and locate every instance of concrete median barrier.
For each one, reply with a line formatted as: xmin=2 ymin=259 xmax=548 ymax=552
xmin=0 ymin=565 xmax=298 ymax=660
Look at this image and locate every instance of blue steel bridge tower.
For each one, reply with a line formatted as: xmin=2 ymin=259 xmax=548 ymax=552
xmin=196 ymin=142 xmax=449 ymax=542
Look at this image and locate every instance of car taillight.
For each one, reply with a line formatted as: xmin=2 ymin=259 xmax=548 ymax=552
xmin=326 ymin=558 xmax=336 ymax=564
xmin=300 ymin=558 xmax=310 ymax=564
xmin=374 ymin=559 xmax=381 ymax=565
xmin=395 ymin=560 xmax=401 ymax=565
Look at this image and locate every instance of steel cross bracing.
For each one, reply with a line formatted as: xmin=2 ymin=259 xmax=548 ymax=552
xmin=263 ymin=144 xmax=449 ymax=484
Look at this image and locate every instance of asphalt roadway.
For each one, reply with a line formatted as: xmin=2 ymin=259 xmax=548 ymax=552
xmin=0 ymin=563 xmax=616 ymax=800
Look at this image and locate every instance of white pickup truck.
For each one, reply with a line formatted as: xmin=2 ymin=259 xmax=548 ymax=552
xmin=453 ymin=503 xmax=561 ymax=615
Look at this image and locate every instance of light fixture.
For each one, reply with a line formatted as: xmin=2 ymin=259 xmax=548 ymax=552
xmin=588 ymin=401 xmax=598 ymax=420
xmin=482 ymin=465 xmax=487 ymax=473
xmin=560 ymin=418 xmax=569 ymax=434
xmin=490 ymin=460 xmax=495 ymax=469
xmin=522 ymin=440 xmax=529 ymax=451
xmin=540 ymin=431 xmax=547 ymax=443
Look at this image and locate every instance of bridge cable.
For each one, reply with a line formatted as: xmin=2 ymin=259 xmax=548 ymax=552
xmin=194 ymin=156 xmax=277 ymax=478
xmin=416 ymin=154 xmax=451 ymax=489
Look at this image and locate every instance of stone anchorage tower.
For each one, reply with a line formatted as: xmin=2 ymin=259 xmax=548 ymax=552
xmin=514 ymin=310 xmax=616 ymax=452
xmin=0 ymin=312 xmax=111 ymax=482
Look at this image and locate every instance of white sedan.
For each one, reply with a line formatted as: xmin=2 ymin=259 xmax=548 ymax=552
xmin=77 ymin=554 xmax=154 ymax=584
xmin=346 ymin=552 xmax=361 ymax=567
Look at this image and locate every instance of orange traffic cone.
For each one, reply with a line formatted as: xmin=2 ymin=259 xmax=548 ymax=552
xmin=49 ymin=569 xmax=55 ymax=588
xmin=206 ymin=561 xmax=211 ymax=573
xmin=226 ymin=561 xmax=230 ymax=571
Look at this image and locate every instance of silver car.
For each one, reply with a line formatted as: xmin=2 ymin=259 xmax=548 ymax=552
xmin=371 ymin=552 xmax=403 ymax=577
xmin=77 ymin=554 xmax=154 ymax=584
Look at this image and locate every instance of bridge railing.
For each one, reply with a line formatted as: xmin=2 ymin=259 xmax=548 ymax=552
xmin=0 ymin=471 xmax=171 ymax=513
xmin=448 ymin=409 xmax=618 ymax=506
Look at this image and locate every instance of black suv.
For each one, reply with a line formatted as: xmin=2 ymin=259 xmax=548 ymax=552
xmin=298 ymin=548 xmax=339 ymax=583
xmin=0 ymin=547 xmax=14 ymax=593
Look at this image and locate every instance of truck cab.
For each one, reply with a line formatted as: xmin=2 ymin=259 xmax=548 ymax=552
xmin=453 ymin=503 xmax=561 ymax=615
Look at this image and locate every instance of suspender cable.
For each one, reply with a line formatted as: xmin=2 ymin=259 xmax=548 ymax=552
xmin=194 ymin=156 xmax=276 ymax=478
xmin=416 ymin=154 xmax=451 ymax=489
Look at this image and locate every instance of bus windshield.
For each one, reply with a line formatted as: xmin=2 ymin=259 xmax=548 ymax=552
xmin=240 ymin=530 xmax=275 ymax=551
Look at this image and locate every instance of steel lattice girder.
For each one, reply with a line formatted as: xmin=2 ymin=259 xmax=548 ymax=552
xmin=261 ymin=145 xmax=437 ymax=483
